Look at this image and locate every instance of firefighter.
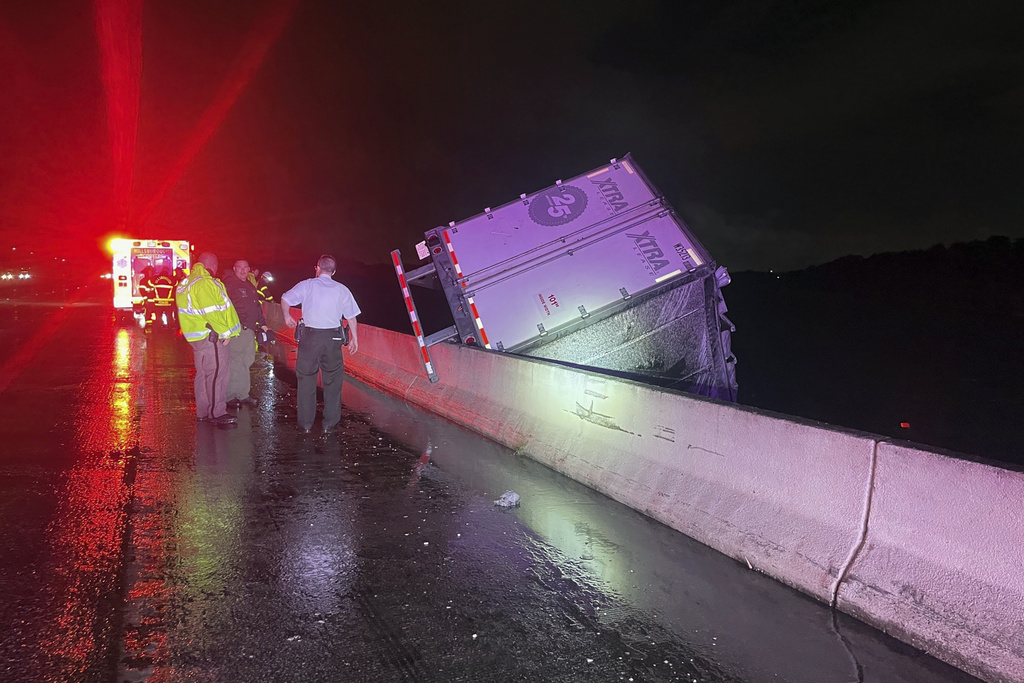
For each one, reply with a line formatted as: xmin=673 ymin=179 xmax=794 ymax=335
xmin=138 ymin=266 xmax=157 ymax=322
xmin=151 ymin=268 xmax=176 ymax=323
xmin=175 ymin=252 xmax=240 ymax=425
xmin=247 ymin=268 xmax=276 ymax=356
xmin=250 ymin=268 xmax=274 ymax=303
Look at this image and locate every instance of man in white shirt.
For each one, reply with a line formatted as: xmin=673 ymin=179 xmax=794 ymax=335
xmin=281 ymin=255 xmax=361 ymax=433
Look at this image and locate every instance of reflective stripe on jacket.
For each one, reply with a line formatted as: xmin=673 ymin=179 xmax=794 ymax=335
xmin=175 ymin=263 xmax=241 ymax=343
xmin=248 ymin=272 xmax=274 ymax=302
xmin=152 ymin=276 xmax=175 ymax=304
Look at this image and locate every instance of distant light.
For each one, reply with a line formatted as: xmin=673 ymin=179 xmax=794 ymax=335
xmin=900 ymin=422 xmax=910 ymax=429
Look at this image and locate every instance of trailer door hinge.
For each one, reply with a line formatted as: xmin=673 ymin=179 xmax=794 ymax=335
xmin=578 ymin=305 xmax=590 ymax=319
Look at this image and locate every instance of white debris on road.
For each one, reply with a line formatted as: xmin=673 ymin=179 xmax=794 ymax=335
xmin=494 ymin=490 xmax=520 ymax=507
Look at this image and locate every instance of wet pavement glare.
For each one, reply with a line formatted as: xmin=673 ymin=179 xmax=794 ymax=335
xmin=0 ymin=299 xmax=982 ymax=683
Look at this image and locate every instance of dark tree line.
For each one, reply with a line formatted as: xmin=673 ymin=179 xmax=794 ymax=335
xmin=728 ymin=236 xmax=1024 ymax=467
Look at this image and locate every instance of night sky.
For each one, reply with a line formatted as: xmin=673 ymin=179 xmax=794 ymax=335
xmin=1 ymin=0 xmax=1022 ymax=272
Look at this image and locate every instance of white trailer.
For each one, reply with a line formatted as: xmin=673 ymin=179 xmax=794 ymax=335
xmin=392 ymin=155 xmax=737 ymax=400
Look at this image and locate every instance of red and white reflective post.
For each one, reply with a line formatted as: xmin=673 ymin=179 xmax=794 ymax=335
xmin=391 ymin=250 xmax=439 ymax=383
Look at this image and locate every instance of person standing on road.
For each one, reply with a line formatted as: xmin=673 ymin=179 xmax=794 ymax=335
xmin=281 ymin=254 xmax=360 ymax=433
xmin=248 ymin=267 xmax=276 ymax=357
xmin=176 ymin=252 xmax=241 ymax=425
xmin=223 ymin=259 xmax=269 ymax=407
xmin=249 ymin=268 xmax=275 ymax=303
xmin=138 ymin=265 xmax=156 ymax=323
xmin=151 ymin=268 xmax=176 ymax=322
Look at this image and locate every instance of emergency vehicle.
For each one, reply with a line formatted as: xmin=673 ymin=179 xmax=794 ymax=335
xmin=109 ymin=238 xmax=191 ymax=315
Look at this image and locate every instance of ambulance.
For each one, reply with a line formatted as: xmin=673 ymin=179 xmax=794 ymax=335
xmin=109 ymin=238 xmax=191 ymax=314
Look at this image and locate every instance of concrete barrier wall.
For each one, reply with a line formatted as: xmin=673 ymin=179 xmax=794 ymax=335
xmin=285 ymin=320 xmax=1024 ymax=682
xmin=838 ymin=442 xmax=1024 ymax=683
xmin=341 ymin=326 xmax=872 ymax=598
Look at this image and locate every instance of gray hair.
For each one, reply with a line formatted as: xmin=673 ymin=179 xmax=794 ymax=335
xmin=198 ymin=252 xmax=218 ymax=274
xmin=317 ymin=254 xmax=336 ymax=274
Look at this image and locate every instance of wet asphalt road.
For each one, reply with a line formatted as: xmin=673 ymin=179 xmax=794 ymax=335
xmin=0 ymin=297 xmax=983 ymax=683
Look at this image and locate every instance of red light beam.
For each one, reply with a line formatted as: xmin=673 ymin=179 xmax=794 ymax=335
xmin=134 ymin=0 xmax=301 ymax=230
xmin=93 ymin=0 xmax=144 ymax=230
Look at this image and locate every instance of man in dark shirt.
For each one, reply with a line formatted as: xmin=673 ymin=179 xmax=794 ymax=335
xmin=222 ymin=259 xmax=268 ymax=407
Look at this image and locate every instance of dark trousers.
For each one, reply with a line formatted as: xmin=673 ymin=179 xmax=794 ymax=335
xmin=295 ymin=327 xmax=346 ymax=430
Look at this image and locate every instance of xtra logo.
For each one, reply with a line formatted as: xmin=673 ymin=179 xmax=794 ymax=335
xmin=528 ymin=186 xmax=588 ymax=226
xmin=626 ymin=230 xmax=670 ymax=272
xmin=590 ymin=177 xmax=629 ymax=211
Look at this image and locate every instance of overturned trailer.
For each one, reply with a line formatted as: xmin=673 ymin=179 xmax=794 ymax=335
xmin=392 ymin=154 xmax=738 ymax=401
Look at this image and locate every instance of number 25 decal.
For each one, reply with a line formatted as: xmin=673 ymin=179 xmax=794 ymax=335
xmin=546 ymin=193 xmax=576 ymax=218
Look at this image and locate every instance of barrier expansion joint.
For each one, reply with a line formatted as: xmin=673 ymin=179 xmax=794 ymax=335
xmin=830 ymin=440 xmax=879 ymax=608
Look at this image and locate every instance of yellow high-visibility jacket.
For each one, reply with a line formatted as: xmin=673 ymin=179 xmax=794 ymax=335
xmin=175 ymin=263 xmax=241 ymax=343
